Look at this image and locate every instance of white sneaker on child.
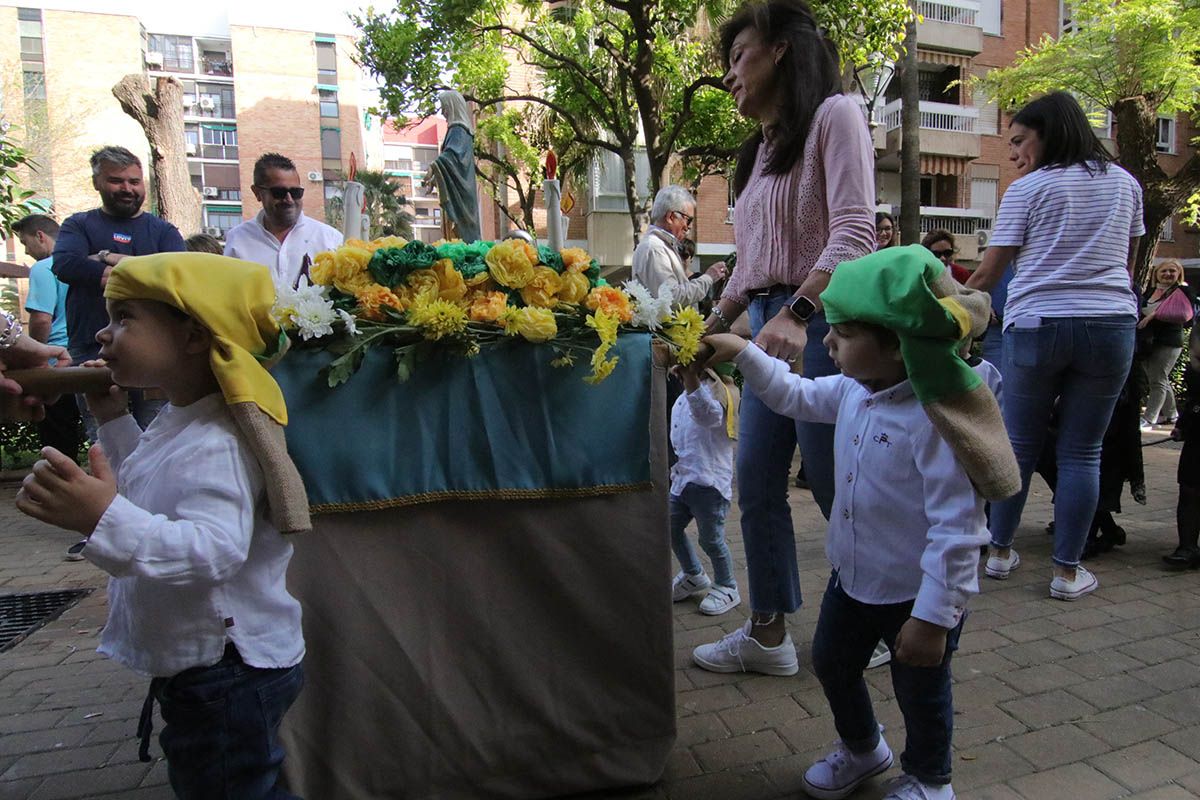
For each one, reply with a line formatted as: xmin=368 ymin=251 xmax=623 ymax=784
xmin=984 ymin=548 xmax=1020 ymax=580
xmin=698 ymin=585 xmax=740 ymax=616
xmin=1049 ymin=565 xmax=1099 ymax=601
xmin=802 ymin=736 xmax=894 ymax=799
xmin=692 ymin=620 xmax=799 ymax=676
xmin=881 ymin=774 xmax=955 ymax=800
xmin=672 ymin=571 xmax=711 ymax=602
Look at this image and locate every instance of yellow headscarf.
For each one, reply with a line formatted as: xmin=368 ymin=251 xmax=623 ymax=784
xmin=104 ymin=252 xmax=289 ymax=425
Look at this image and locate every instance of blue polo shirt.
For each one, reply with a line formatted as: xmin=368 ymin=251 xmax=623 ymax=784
xmin=52 ymin=208 xmax=185 ymax=360
xmin=24 ymin=256 xmax=68 ymax=348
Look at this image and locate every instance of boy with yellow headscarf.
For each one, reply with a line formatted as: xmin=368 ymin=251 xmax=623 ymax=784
xmin=16 ymin=252 xmax=308 ymax=799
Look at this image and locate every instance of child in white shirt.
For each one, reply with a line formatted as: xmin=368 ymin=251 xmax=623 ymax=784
xmin=669 ymin=364 xmax=740 ymax=615
xmin=16 ymin=252 xmax=310 ymax=800
xmin=691 ymin=246 xmax=1018 ymax=800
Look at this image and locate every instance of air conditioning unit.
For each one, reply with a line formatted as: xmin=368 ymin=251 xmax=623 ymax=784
xmin=198 ymin=96 xmax=215 ymax=110
xmin=976 ymin=229 xmax=991 ymax=250
xmin=145 ymin=52 xmax=164 ymax=68
xmin=185 ymin=142 xmax=197 ymax=156
xmin=307 ymin=171 xmax=323 ymax=181
xmin=204 ymin=226 xmax=222 ymax=237
xmin=182 ymin=97 xmax=195 ymax=110
xmin=202 ymin=186 xmax=219 ymax=198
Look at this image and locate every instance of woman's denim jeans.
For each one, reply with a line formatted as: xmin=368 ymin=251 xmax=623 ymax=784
xmin=737 ymin=292 xmax=837 ymax=614
xmin=671 ymin=484 xmax=736 ymax=588
xmin=989 ymin=316 xmax=1136 ymax=566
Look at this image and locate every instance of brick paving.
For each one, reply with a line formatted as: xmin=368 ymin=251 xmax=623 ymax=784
xmin=1 ymin=433 xmax=1199 ymax=799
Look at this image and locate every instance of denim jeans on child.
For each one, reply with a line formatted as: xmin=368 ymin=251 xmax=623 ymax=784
xmin=155 ymin=644 xmax=304 ymax=800
xmin=737 ymin=290 xmax=837 ymax=614
xmin=811 ymin=572 xmax=963 ymax=786
xmin=670 ymin=483 xmax=736 ymax=588
xmin=988 ymin=316 xmax=1135 ymax=566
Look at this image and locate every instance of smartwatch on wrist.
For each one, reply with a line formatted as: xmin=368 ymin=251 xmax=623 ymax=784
xmin=786 ymin=294 xmax=818 ymax=324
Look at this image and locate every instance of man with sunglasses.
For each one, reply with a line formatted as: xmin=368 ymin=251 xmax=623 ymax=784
xmin=633 ymin=185 xmax=727 ymax=309
xmin=224 ymin=152 xmax=343 ymax=287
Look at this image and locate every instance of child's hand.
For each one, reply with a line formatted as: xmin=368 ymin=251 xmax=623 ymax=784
xmin=81 ymin=360 xmax=128 ymax=425
xmin=894 ymin=617 xmax=949 ymax=667
xmin=701 ymin=333 xmax=749 ymax=367
xmin=15 ymin=444 xmax=118 ymax=535
xmin=670 ymin=363 xmax=702 ymax=393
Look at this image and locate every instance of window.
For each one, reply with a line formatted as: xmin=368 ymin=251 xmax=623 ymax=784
xmin=970 ymin=178 xmax=998 ymax=217
xmin=17 ymin=8 xmax=41 ymax=21
xmin=1156 ymin=116 xmax=1176 ymax=154
xmin=727 ymin=177 xmax=736 ymax=223
xmin=200 ymin=124 xmax=238 ymax=159
xmin=1161 ymin=216 xmax=1175 ymax=242
xmin=195 ymin=83 xmax=235 ymax=118
xmin=978 ymin=0 xmax=1001 ymax=34
xmin=1059 ymin=0 xmax=1076 ymax=34
xmin=319 ymin=89 xmax=339 ymax=118
xmin=321 ymin=127 xmax=342 ymax=160
xmin=920 ymin=176 xmax=934 ymax=207
xmin=148 ymin=34 xmax=194 ymax=73
xmin=591 ymin=148 xmax=650 ymax=212
xmin=973 ymin=84 xmax=999 ymax=135
xmin=316 ymin=41 xmax=337 ymax=80
xmin=19 ymin=36 xmax=42 ymax=61
xmin=22 ymin=70 xmax=45 ymax=100
xmin=204 ymin=210 xmax=243 ymax=235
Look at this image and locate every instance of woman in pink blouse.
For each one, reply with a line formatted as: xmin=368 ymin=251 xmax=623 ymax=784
xmin=692 ymin=0 xmax=876 ymax=676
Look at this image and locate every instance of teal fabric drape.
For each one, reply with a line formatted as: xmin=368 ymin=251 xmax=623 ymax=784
xmin=274 ymin=334 xmax=653 ymax=513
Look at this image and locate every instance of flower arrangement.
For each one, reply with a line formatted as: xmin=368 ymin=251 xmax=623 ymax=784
xmin=272 ymin=237 xmax=703 ymax=387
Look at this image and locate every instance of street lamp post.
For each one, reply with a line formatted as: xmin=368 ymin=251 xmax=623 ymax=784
xmin=853 ymin=53 xmax=897 ymax=129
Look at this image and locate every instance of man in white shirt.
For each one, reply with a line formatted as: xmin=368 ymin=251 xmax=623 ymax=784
xmin=632 ymin=185 xmax=726 ymax=308
xmin=224 ymin=152 xmax=343 ymax=287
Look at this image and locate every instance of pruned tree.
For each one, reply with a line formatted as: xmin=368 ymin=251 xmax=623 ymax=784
xmin=978 ymin=0 xmax=1200 ymax=284
xmin=112 ymin=74 xmax=201 ymax=236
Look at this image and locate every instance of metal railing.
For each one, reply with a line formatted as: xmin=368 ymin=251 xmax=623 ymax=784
xmin=881 ymin=99 xmax=979 ymax=134
xmin=877 ymin=205 xmax=993 ymax=236
xmin=917 ymin=0 xmax=981 ymax=26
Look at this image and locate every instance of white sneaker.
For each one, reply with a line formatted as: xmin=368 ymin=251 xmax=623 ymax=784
xmin=692 ymin=620 xmax=799 ymax=676
xmin=984 ymin=548 xmax=1020 ymax=579
xmin=803 ymin=736 xmax=894 ymax=799
xmin=698 ymin=585 xmax=741 ymax=616
xmin=867 ymin=640 xmax=891 ymax=669
xmin=881 ymin=774 xmax=955 ymax=800
xmin=1050 ymin=565 xmax=1099 ymax=600
xmin=64 ymin=540 xmax=87 ymax=562
xmin=672 ymin=571 xmax=710 ymax=602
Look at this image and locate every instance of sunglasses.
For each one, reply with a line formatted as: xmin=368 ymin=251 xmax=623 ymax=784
xmin=931 ymin=248 xmax=954 ymax=260
xmin=259 ymin=186 xmax=305 ymax=200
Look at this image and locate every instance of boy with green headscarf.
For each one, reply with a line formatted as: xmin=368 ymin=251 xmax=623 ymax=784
xmin=691 ymin=245 xmax=1017 ymax=800
xmin=15 ymin=252 xmax=308 ymax=799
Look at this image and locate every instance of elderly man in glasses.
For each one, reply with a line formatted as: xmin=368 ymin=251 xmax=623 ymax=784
xmin=224 ymin=152 xmax=343 ymax=287
xmin=633 ymin=185 xmax=727 ymax=311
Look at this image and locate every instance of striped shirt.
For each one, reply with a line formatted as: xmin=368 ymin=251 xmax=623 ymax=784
xmin=990 ymin=162 xmax=1144 ymax=327
xmin=722 ymin=94 xmax=876 ymax=305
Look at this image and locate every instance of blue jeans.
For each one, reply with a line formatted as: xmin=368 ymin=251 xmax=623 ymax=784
xmin=989 ymin=316 xmax=1136 ymax=566
xmin=155 ymin=646 xmax=304 ymax=800
xmin=812 ymin=573 xmax=963 ymax=786
xmin=77 ymin=390 xmax=165 ymax=443
xmin=670 ymin=484 xmax=736 ymax=588
xmin=980 ymin=322 xmax=1005 ymax=386
xmin=738 ymin=292 xmax=836 ymax=614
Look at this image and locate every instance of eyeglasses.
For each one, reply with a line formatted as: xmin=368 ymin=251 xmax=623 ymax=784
xmin=931 ymin=248 xmax=954 ymax=261
xmin=674 ymin=210 xmax=695 ymax=226
xmin=258 ymin=186 xmax=305 ymax=201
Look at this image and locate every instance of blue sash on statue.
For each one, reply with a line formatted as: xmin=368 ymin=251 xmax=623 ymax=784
xmin=273 ymin=334 xmax=653 ymax=514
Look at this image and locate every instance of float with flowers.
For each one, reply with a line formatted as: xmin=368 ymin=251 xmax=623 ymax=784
xmin=271 ymin=236 xmax=702 ymax=387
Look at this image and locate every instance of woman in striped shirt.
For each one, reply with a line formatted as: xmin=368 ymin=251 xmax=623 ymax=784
xmin=967 ymin=91 xmax=1143 ymax=601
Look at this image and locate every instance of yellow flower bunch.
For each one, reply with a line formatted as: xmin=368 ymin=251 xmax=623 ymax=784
xmin=486 ymin=239 xmax=538 ymax=288
xmin=468 ymin=291 xmax=509 ymax=323
xmin=584 ymin=309 xmax=620 ymax=385
xmin=521 ymin=266 xmax=562 ymax=308
xmin=355 ymin=283 xmax=404 ymax=321
xmin=666 ymin=306 xmax=704 ymax=364
xmin=501 ymin=306 xmax=557 ymax=342
xmin=406 ymin=295 xmax=469 ymax=340
xmin=558 ymin=270 xmax=589 ymax=305
xmin=561 ymin=248 xmax=591 ymax=273
xmin=584 ymin=286 xmax=633 ymax=323
xmin=405 ymin=269 xmax=441 ymax=303
xmin=432 ymin=259 xmax=468 ymax=303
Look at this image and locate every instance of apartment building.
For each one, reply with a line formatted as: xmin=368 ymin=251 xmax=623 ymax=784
xmin=0 ymin=1 xmax=370 ymax=244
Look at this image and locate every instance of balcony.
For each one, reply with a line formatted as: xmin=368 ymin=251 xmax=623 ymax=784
xmin=916 ymin=0 xmax=983 ymax=54
xmin=878 ymin=99 xmax=981 ymax=161
xmin=879 ymin=204 xmax=994 ymax=262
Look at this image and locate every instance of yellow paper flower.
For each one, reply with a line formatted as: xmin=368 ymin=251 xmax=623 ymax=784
xmin=405 ymin=269 xmax=441 ymax=303
xmin=468 ymin=291 xmax=509 ymax=323
xmin=432 ymin=258 xmax=468 ymax=303
xmin=465 ymin=271 xmax=496 ymax=291
xmin=368 ymin=235 xmax=408 ymax=252
xmin=486 ymin=238 xmax=538 ymax=288
xmin=558 ymin=270 xmax=590 ymax=305
xmin=406 ymin=295 xmax=468 ymax=340
xmin=521 ymin=266 xmax=563 ymax=308
xmin=356 ymin=283 xmax=404 ymax=321
xmin=666 ymin=306 xmax=704 ymax=365
xmin=502 ymin=307 xmax=557 ymax=342
xmin=310 ymin=251 xmax=337 ymax=287
xmin=333 ymin=245 xmax=374 ymax=294
xmin=561 ymin=248 xmax=591 ymax=273
xmin=585 ymin=286 xmax=633 ymax=323
xmin=584 ymin=309 xmax=621 ymax=383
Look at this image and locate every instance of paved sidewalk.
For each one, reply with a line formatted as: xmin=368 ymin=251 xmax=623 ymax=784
xmin=1 ymin=434 xmax=1199 ymax=800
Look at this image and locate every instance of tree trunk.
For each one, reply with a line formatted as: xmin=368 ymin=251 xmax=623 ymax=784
xmin=898 ymin=14 xmax=921 ymax=245
xmin=112 ymin=74 xmax=201 ymax=237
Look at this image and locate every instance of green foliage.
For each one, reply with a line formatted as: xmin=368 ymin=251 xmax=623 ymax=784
xmin=356 ymin=170 xmax=416 ymax=239
xmin=0 ymin=130 xmax=50 ymax=238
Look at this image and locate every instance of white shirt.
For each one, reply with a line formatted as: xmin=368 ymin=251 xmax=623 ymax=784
xmin=85 ymin=394 xmax=305 ymax=677
xmin=735 ymin=344 xmax=988 ymax=628
xmin=223 ymin=210 xmax=343 ymax=288
xmin=632 ymin=226 xmax=713 ymax=308
xmin=990 ymin=162 xmax=1144 ymax=327
xmin=669 ymin=381 xmax=735 ymax=500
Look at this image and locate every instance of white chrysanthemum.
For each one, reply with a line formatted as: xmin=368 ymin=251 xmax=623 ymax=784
xmin=624 ymin=279 xmax=674 ymax=330
xmin=274 ymin=277 xmax=339 ymax=341
xmin=335 ymin=308 xmax=359 ymax=337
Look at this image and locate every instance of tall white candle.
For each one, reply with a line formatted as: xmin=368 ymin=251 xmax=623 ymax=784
xmin=543 ymin=178 xmax=564 ymax=251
